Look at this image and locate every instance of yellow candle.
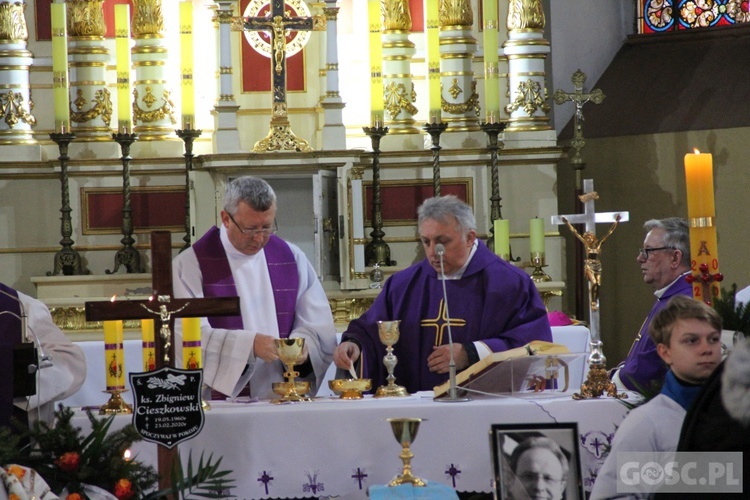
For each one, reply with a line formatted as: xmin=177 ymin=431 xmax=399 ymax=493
xmin=368 ymin=0 xmax=383 ymax=126
xmin=493 ymin=219 xmax=510 ymax=260
xmin=684 ymin=149 xmax=720 ymax=302
xmin=180 ymin=1 xmax=195 ymax=129
xmin=115 ymin=4 xmax=132 ymax=134
xmin=482 ymin=0 xmax=499 ymax=122
xmin=141 ymin=318 xmax=155 ymax=371
xmin=182 ymin=317 xmax=202 ymax=370
xmin=529 ymin=217 xmax=545 ymax=256
xmin=104 ymin=320 xmax=125 ymax=390
xmin=425 ymin=0 xmax=441 ymax=122
xmin=51 ymin=3 xmax=70 ymax=133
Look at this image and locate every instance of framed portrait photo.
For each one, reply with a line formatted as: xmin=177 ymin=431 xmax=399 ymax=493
xmin=490 ymin=422 xmax=585 ymax=500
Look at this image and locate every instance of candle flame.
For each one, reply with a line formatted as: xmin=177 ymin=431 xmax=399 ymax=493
xmin=694 ymin=148 xmax=701 ymax=154
xmin=110 ymin=295 xmax=117 ymax=303
xmin=123 ymin=449 xmax=132 ymax=461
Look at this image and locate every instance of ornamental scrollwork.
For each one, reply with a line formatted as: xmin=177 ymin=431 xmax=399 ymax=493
xmin=442 ymin=80 xmax=480 ymax=116
xmin=0 ymin=1 xmax=28 ymax=41
xmin=507 ymin=0 xmax=546 ymax=31
xmin=384 ymin=82 xmax=418 ymax=119
xmin=133 ymin=86 xmax=176 ymax=124
xmin=132 ymin=0 xmax=165 ymax=37
xmin=506 ymin=79 xmax=550 ymax=116
xmin=67 ymin=0 xmax=106 ymax=38
xmin=439 ymin=0 xmax=473 ymax=28
xmin=0 ymin=91 xmax=36 ymax=128
xmin=383 ymin=0 xmax=412 ymax=31
xmin=71 ymin=88 xmax=112 ymax=125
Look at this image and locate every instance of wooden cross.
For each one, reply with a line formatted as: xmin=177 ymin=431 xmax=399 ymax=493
xmin=242 ymin=0 xmax=325 ymax=152
xmin=85 ymin=231 xmax=240 ymax=491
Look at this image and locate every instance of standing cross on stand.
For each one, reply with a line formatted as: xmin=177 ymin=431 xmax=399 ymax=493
xmin=85 ymin=231 xmax=240 ymax=491
xmin=242 ymin=0 xmax=325 ymax=152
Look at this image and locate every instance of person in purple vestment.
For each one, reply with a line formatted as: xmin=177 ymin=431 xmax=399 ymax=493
xmin=610 ymin=217 xmax=692 ymax=393
xmin=333 ymin=195 xmax=552 ymax=393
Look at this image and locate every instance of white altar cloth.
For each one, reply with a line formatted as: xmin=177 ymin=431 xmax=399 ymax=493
xmin=69 ymin=392 xmax=630 ymax=499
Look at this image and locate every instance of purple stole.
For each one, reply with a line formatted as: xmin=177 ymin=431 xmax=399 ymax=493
xmin=0 ymin=283 xmax=22 ymax=427
xmin=192 ymin=226 xmax=299 ymax=337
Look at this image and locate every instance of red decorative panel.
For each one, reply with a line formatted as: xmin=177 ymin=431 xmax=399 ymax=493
xmin=364 ymin=179 xmax=472 ymax=226
xmin=82 ymin=187 xmax=187 ymax=234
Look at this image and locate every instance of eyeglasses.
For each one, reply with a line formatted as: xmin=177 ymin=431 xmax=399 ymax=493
xmin=518 ymin=472 xmax=564 ymax=485
xmin=638 ymin=246 xmax=674 ymax=260
xmin=227 ymin=212 xmax=278 ymax=238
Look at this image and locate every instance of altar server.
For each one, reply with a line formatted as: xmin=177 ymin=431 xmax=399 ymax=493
xmin=172 ymin=176 xmax=337 ymax=400
xmin=334 ymin=195 xmax=551 ymax=393
xmin=0 ymin=282 xmax=85 ymax=426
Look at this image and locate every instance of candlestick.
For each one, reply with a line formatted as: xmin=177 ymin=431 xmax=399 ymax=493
xmin=684 ymin=149 xmax=721 ymax=304
xmin=180 ymin=1 xmax=195 ymax=130
xmin=51 ymin=3 xmax=70 ymax=133
xmin=107 ymin=132 xmax=143 ymax=274
xmin=363 ymin=124 xmax=393 ymax=267
xmin=482 ymin=0 xmax=500 ymax=122
xmin=182 ymin=317 xmax=202 ymax=370
xmin=529 ymin=217 xmax=545 ymax=257
xmin=141 ymin=318 xmax=156 ymax=371
xmin=426 ymin=0 xmax=441 ymax=122
xmin=104 ymin=320 xmax=125 ymax=390
xmin=423 ymin=121 xmax=448 ymax=196
xmin=493 ymin=218 xmax=510 ymax=260
xmin=115 ymin=4 xmax=132 ymax=134
xmin=368 ymin=0 xmax=383 ymax=126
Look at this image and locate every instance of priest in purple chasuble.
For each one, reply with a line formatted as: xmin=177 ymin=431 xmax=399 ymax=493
xmin=334 ymin=196 xmax=552 ymax=394
xmin=173 ymin=176 xmax=337 ymax=400
xmin=1 ymin=282 xmax=86 ymax=427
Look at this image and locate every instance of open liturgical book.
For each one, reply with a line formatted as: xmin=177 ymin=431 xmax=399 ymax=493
xmin=433 ymin=341 xmax=577 ymax=398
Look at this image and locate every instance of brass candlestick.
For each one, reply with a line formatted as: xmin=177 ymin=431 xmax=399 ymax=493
xmin=363 ymin=124 xmax=394 ymax=267
xmin=107 ymin=132 xmax=144 ymax=274
xmin=99 ymin=389 xmax=133 ymax=415
xmin=176 ymin=127 xmax=203 ymax=252
xmin=573 ymin=340 xmax=627 ymax=400
xmin=423 ymin=121 xmax=448 ymax=196
xmin=387 ymin=418 xmax=427 ymax=487
xmin=375 ymin=320 xmax=408 ymax=398
xmin=527 ymin=252 xmax=552 ymax=283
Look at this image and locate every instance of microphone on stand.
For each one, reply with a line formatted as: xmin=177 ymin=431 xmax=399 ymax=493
xmin=434 ymin=243 xmax=471 ymax=403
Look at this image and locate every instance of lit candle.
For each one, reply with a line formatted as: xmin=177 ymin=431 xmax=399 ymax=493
xmin=180 ymin=1 xmax=194 ymax=130
xmin=426 ymin=0 xmax=441 ymax=122
xmin=51 ymin=3 xmax=70 ymax=133
xmin=482 ymin=0 xmax=500 ymax=123
xmin=115 ymin=4 xmax=132 ymax=134
xmin=368 ymin=0 xmax=383 ymax=126
xmin=493 ymin=218 xmax=510 ymax=260
xmin=529 ymin=217 xmax=545 ymax=256
xmin=103 ymin=320 xmax=125 ymax=390
xmin=684 ymin=149 xmax=720 ymax=302
xmin=182 ymin=317 xmax=202 ymax=370
xmin=141 ymin=318 xmax=155 ymax=371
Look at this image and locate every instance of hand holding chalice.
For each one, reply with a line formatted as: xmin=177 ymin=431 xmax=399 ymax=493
xmin=271 ymin=337 xmax=312 ymax=404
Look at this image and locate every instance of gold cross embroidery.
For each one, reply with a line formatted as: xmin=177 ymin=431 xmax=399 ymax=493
xmin=420 ymin=299 xmax=467 ymax=346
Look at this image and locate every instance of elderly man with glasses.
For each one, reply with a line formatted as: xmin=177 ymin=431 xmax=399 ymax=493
xmin=172 ymin=176 xmax=337 ymax=400
xmin=610 ymin=217 xmax=692 ymax=393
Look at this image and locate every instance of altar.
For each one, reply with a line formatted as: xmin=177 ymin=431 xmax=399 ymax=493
xmin=69 ymin=393 xmax=631 ymax=499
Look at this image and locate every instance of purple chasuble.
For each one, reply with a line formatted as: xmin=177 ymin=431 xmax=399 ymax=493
xmin=615 ymin=276 xmax=692 ymax=391
xmin=192 ymin=226 xmax=299 ymax=336
xmin=0 ymin=283 xmax=22 ymax=427
xmin=342 ymin=241 xmax=552 ymax=393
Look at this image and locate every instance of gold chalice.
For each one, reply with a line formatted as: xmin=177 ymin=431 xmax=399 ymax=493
xmin=386 ymin=417 xmax=427 ymax=487
xmin=328 ymin=378 xmax=372 ymax=399
xmin=271 ymin=338 xmax=313 ymax=404
xmin=375 ymin=320 xmax=409 ymax=397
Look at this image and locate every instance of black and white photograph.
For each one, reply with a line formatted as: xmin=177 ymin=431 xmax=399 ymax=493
xmin=490 ymin=422 xmax=585 ymax=500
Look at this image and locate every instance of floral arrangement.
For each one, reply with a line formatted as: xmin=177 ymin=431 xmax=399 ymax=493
xmin=0 ymin=406 xmax=234 ymax=499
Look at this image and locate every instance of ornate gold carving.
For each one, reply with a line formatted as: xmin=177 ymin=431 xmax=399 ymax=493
xmin=133 ymin=86 xmax=176 ymax=124
xmin=448 ymin=78 xmax=462 ymax=99
xmin=50 ymin=306 xmax=141 ymax=332
xmin=329 ymin=297 xmax=376 ymax=325
xmin=252 ymin=123 xmax=312 ymax=153
xmin=442 ymin=80 xmax=480 ymax=116
xmin=132 ymin=0 xmax=165 ymax=37
xmin=506 ymin=79 xmax=550 ymax=115
xmin=0 ymin=1 xmax=28 ymax=42
xmin=67 ymin=0 xmax=106 ymax=38
xmin=507 ymin=0 xmax=546 ymax=31
xmin=313 ymin=14 xmax=327 ymax=31
xmin=0 ymin=90 xmax=35 ymax=127
xmin=384 ymin=81 xmax=418 ymax=119
xmin=323 ymin=7 xmax=339 ymax=21
xmin=71 ymin=87 xmax=112 ymax=125
xmin=383 ymin=0 xmax=412 ymax=31
xmin=439 ymin=0 xmax=473 ymax=28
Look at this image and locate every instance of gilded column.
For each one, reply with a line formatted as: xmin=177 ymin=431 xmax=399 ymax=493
xmin=382 ymin=0 xmax=418 ymax=134
xmin=503 ymin=0 xmax=552 ymax=132
xmin=321 ymin=0 xmax=345 ymax=149
xmin=0 ymin=0 xmax=36 ymax=144
xmin=212 ymin=0 xmax=241 ymax=153
xmin=131 ymin=0 xmax=176 ymax=140
xmin=66 ymin=0 xmax=112 ymax=140
xmin=439 ymin=0 xmax=479 ymax=131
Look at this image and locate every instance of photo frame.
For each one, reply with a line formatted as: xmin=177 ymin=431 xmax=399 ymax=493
xmin=490 ymin=422 xmax=585 ymax=500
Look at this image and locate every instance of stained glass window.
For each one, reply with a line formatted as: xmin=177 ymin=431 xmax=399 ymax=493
xmin=637 ymin=0 xmax=750 ymax=34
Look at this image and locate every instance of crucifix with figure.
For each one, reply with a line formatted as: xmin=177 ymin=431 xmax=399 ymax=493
xmin=242 ymin=0 xmax=325 ymax=153
xmin=85 ymin=231 xmax=240 ymax=491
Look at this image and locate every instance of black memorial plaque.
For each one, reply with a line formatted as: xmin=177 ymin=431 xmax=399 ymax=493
xmin=130 ymin=367 xmax=204 ymax=449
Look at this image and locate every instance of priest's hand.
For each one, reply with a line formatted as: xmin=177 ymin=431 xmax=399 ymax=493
xmin=254 ymin=333 xmax=280 ymax=362
xmin=427 ymin=344 xmax=469 ymax=374
xmin=333 ymin=341 xmax=361 ymax=370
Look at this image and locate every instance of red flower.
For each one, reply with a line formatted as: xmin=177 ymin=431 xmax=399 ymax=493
xmin=55 ymin=452 xmax=80 ymax=473
xmin=114 ymin=478 xmax=135 ymax=500
xmin=66 ymin=494 xmax=83 ymax=500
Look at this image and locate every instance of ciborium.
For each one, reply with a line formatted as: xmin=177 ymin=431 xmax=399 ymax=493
xmin=375 ymin=320 xmax=409 ymax=397
xmin=386 ymin=418 xmax=427 ymax=487
xmin=271 ymin=338 xmax=312 ymax=404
